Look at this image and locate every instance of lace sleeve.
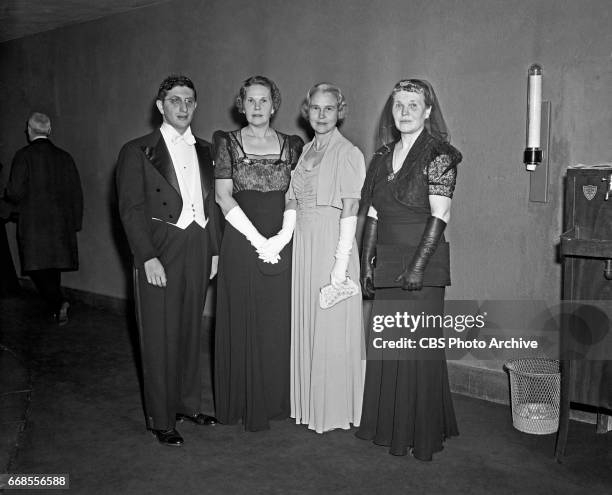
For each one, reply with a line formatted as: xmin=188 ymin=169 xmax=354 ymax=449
xmin=287 ymin=135 xmax=305 ymax=170
xmin=213 ymin=131 xmax=233 ymax=179
xmin=427 ymin=154 xmax=457 ymax=198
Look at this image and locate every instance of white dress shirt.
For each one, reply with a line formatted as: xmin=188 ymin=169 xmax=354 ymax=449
xmin=159 ymin=123 xmax=207 ymax=229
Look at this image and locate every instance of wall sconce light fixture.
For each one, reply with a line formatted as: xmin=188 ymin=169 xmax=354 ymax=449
xmin=524 ymin=63 xmax=543 ymax=171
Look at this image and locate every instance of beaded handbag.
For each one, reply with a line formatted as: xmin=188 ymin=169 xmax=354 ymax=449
xmin=319 ymin=277 xmax=360 ymax=309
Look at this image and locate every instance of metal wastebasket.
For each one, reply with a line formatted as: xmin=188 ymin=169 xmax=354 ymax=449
xmin=506 ymin=358 xmax=560 ymax=435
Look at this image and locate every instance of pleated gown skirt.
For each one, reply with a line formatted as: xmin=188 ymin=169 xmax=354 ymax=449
xmin=290 ymin=202 xmax=365 ymax=433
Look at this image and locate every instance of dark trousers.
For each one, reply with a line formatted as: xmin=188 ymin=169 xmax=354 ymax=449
xmin=134 ymin=222 xmax=211 ymax=431
xmin=28 ymin=268 xmax=64 ymax=313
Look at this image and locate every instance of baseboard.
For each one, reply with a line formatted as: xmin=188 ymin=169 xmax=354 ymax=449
xmin=448 ymin=361 xmax=510 ymax=405
xmin=447 ymin=360 xmax=609 ymax=427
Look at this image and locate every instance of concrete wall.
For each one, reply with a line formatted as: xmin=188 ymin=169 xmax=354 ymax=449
xmin=1 ymin=0 xmax=610 ymax=313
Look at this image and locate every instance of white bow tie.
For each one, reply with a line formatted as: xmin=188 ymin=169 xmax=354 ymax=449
xmin=173 ymin=133 xmax=196 ymax=145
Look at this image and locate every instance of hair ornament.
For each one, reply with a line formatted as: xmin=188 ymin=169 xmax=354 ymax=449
xmin=392 ymin=80 xmax=425 ymax=95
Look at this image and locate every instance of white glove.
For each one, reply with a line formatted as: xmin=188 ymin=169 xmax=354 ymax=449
xmin=258 ymin=209 xmax=296 ymax=260
xmin=260 ymin=253 xmax=280 ymax=264
xmin=330 ymin=216 xmax=357 ymax=288
xmin=225 ymin=205 xmax=266 ymax=250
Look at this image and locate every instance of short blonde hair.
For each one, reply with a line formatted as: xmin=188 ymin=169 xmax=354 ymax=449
xmin=300 ymin=83 xmax=347 ymax=122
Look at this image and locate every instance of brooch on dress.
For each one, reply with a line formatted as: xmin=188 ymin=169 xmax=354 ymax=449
xmin=387 ymin=172 xmax=396 ymax=182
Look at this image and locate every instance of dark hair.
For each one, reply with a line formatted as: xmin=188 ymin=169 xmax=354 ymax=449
xmin=300 ymin=83 xmax=348 ymax=122
xmin=235 ymin=75 xmax=281 ymax=113
xmin=157 ymin=75 xmax=197 ymax=101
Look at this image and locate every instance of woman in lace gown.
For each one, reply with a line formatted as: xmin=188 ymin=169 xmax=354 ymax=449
xmin=214 ymin=76 xmax=303 ymax=431
xmin=356 ymin=79 xmax=461 ymax=460
xmin=286 ymin=83 xmax=366 ymax=433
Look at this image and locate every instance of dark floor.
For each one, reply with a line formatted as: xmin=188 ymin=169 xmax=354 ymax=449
xmin=1 ymin=292 xmax=611 ymax=495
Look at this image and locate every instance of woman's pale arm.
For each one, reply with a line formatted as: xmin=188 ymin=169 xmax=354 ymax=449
xmin=429 ymin=194 xmax=451 ymax=223
xmin=340 ymin=198 xmax=359 ymax=218
xmin=215 ymin=179 xmax=238 ymax=216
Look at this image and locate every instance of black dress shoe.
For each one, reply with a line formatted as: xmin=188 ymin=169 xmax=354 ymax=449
xmin=151 ymin=428 xmax=183 ymax=446
xmin=176 ymin=413 xmax=217 ymax=425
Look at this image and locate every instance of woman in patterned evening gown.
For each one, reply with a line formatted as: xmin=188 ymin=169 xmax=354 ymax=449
xmin=286 ymin=83 xmax=366 ymax=433
xmin=356 ymin=79 xmax=461 ymax=460
xmin=214 ymin=76 xmax=303 ymax=431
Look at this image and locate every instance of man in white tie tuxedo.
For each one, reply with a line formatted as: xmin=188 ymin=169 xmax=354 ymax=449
xmin=116 ymin=75 xmax=222 ymax=446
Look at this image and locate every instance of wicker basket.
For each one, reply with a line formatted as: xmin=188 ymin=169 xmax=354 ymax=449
xmin=506 ymin=358 xmax=560 ymax=435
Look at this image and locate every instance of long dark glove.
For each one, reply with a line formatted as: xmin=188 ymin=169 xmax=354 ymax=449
xmin=396 ymin=216 xmax=446 ymax=291
xmin=360 ymin=217 xmax=377 ymax=299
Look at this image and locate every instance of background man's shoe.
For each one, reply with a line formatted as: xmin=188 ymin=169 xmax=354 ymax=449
xmin=151 ymin=428 xmax=183 ymax=446
xmin=176 ymin=413 xmax=217 ymax=425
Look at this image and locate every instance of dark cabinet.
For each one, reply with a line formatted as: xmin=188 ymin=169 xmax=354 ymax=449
xmin=557 ymin=164 xmax=612 ymax=457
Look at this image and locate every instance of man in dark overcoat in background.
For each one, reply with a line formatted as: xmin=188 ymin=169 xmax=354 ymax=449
xmin=5 ymin=112 xmax=83 ymax=324
xmin=116 ymin=75 xmax=221 ymax=447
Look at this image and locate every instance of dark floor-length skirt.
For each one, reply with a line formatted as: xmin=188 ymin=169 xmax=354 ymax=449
xmin=215 ymin=190 xmax=291 ymax=431
xmin=356 ymin=286 xmax=459 ymax=460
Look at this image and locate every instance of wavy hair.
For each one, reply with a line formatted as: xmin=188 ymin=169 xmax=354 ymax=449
xmin=157 ymin=75 xmax=197 ymax=101
xmin=235 ymin=75 xmax=282 ymax=113
xmin=300 ymin=83 xmax=347 ymax=122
